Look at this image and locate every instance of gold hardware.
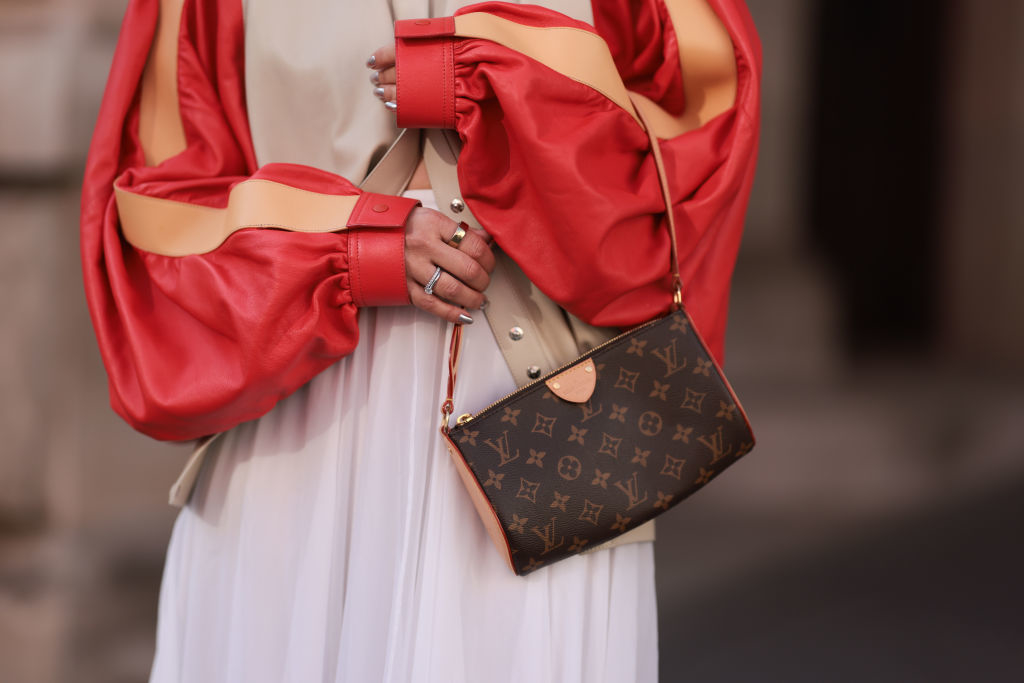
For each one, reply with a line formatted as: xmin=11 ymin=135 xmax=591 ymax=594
xmin=584 ymin=366 xmax=593 ymax=373
xmin=552 ymin=382 xmax=561 ymax=389
xmin=672 ymin=280 xmax=683 ymax=309
xmin=456 ymin=413 xmax=474 ymax=425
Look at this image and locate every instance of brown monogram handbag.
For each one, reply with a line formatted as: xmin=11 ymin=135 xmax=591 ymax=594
xmin=438 ymin=101 xmax=755 ymax=576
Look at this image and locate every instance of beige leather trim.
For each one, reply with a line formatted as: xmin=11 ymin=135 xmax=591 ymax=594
xmin=115 ymin=179 xmax=360 ymax=256
xmin=545 ymin=358 xmax=597 ymax=403
xmin=454 ymin=12 xmax=641 ymax=126
xmin=139 ymin=0 xmax=187 ymax=166
xmin=442 ymin=431 xmax=516 ymax=573
xmin=655 ymin=0 xmax=739 ymax=136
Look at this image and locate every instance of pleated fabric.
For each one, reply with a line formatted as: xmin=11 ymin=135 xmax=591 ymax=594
xmin=149 ymin=192 xmax=658 ymax=683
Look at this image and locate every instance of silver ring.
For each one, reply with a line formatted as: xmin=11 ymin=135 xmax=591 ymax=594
xmin=424 ymin=266 xmax=443 ymax=296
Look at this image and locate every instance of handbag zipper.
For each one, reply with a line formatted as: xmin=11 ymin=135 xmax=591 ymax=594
xmin=452 ymin=313 xmax=671 ymax=428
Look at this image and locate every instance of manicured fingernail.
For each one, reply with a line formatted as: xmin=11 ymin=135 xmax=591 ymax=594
xmin=384 ymin=101 xmax=397 ymax=111
xmin=370 ymin=71 xmax=380 ymax=85
xmin=373 ymin=87 xmax=385 ymax=100
xmin=458 ymin=313 xmax=474 ymax=324
xmin=366 ymin=55 xmax=376 ymax=68
xmin=480 ymin=297 xmax=489 ymax=310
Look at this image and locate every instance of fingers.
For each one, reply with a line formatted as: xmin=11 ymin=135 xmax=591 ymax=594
xmin=405 ymin=209 xmax=495 ymax=321
xmin=366 ymin=46 xmax=395 ymax=71
xmin=444 ymin=224 xmax=496 ymax=276
xmin=409 ymin=261 xmax=487 ymax=312
xmin=372 ymin=67 xmax=396 ymax=86
xmin=372 ymin=85 xmax=396 ymax=103
xmin=408 ymin=283 xmax=475 ymax=324
xmin=368 ymin=50 xmax=396 ymax=111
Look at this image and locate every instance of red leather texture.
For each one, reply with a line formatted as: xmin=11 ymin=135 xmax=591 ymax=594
xmin=395 ymin=31 xmax=455 ymax=129
xmin=441 ymin=0 xmax=761 ymax=359
xmin=348 ymin=228 xmax=410 ymax=307
xmin=80 ymin=0 xmax=761 ymax=441
xmin=394 ymin=16 xmax=455 ymax=38
xmin=79 ymin=0 xmax=414 ymax=440
xmin=347 ymin=192 xmax=419 ymax=228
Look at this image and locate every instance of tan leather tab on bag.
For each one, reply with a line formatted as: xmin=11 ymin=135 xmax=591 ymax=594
xmin=545 ymin=358 xmax=597 ymax=403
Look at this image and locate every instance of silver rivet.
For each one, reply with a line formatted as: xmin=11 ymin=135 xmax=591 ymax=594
xmin=450 ymin=198 xmax=465 ymax=213
xmin=509 ymin=326 xmax=524 ymax=341
xmin=527 ymin=365 xmax=541 ymax=379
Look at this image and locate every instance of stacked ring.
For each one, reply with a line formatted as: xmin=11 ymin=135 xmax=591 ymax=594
xmin=424 ymin=266 xmax=444 ymax=296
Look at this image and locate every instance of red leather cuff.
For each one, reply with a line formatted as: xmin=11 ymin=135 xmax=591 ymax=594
xmin=347 ymin=193 xmax=419 ymax=307
xmin=395 ymin=17 xmax=457 ymax=129
xmin=347 ymin=192 xmax=419 ymax=228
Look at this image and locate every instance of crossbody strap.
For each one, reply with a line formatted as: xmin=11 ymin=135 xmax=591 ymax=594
xmin=440 ymin=95 xmax=682 ymax=431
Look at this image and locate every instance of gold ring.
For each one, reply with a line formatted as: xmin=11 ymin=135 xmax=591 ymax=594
xmin=447 ymin=222 xmax=467 ymax=247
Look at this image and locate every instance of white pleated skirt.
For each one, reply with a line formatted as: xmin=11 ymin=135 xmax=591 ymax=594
xmin=149 ymin=192 xmax=658 ymax=683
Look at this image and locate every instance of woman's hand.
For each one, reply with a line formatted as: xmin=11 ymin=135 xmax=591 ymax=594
xmin=367 ymin=45 xmax=490 ymax=323
xmin=403 ymin=207 xmax=494 ymax=324
xmin=367 ymin=46 xmax=397 ymax=108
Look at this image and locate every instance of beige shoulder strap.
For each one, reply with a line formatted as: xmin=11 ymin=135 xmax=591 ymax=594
xmin=422 ymin=130 xmax=655 ymax=550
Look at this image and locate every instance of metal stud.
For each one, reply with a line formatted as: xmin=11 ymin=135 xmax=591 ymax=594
xmin=450 ymin=198 xmax=465 ymax=213
xmin=527 ymin=365 xmax=541 ymax=379
xmin=509 ymin=326 xmax=524 ymax=341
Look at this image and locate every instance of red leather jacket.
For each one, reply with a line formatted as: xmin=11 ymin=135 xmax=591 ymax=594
xmin=80 ymin=0 xmax=761 ymax=441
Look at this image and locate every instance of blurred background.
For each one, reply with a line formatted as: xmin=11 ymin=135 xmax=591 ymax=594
xmin=0 ymin=0 xmax=1021 ymax=681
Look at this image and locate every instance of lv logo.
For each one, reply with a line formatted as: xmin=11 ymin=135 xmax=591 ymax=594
xmin=652 ymin=339 xmax=689 ymax=378
xmin=698 ymin=425 xmax=734 ymax=464
xmin=579 ymin=400 xmax=604 ymax=423
xmin=531 ymin=518 xmax=565 ymax=556
xmin=613 ymin=471 xmax=650 ymax=511
xmin=484 ymin=430 xmax=520 ymax=466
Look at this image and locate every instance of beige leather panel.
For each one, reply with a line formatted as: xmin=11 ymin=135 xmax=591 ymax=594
xmin=660 ymin=0 xmax=738 ymax=133
xmin=443 ymin=431 xmax=516 ymax=573
xmin=545 ymin=358 xmax=597 ymax=403
xmin=115 ymin=180 xmax=360 ymax=256
xmin=139 ymin=0 xmax=187 ymax=166
xmin=454 ymin=12 xmax=641 ymax=126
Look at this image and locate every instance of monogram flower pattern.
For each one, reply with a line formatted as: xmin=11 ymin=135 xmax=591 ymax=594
xmin=445 ymin=309 xmax=754 ymax=575
xmin=508 ymin=514 xmax=528 ymax=534
xmin=567 ymin=425 xmax=587 ymax=445
xmin=673 ymin=424 xmax=693 ymax=443
xmin=649 ymin=380 xmax=670 ymax=400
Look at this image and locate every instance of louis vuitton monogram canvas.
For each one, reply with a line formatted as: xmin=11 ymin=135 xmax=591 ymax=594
xmin=446 ymin=309 xmax=755 ymax=576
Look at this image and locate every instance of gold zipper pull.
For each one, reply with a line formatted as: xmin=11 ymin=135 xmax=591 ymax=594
xmin=456 ymin=413 xmax=474 ymax=426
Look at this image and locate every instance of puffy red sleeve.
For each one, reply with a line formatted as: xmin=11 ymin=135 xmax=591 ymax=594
xmin=395 ymin=0 xmax=761 ymax=361
xmin=81 ymin=0 xmax=416 ymax=440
